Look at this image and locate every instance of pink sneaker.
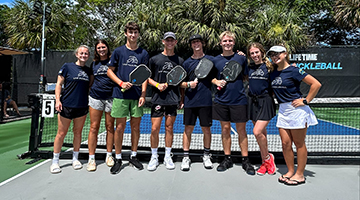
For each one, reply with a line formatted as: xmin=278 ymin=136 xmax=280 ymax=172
xmin=265 ymin=153 xmax=276 ymax=175
xmin=256 ymin=162 xmax=267 ymax=175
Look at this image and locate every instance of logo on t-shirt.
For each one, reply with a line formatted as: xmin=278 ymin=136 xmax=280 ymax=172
xmin=95 ymin=65 xmax=108 ymax=75
xmin=271 ymin=77 xmax=282 ymax=85
xmin=159 ymin=62 xmax=173 ymax=74
xmin=271 ymin=77 xmax=286 ymax=89
xmin=298 ymin=68 xmax=306 ymax=75
xmin=251 ymin=68 xmax=265 ymax=77
xmin=126 ymin=56 xmax=139 ymax=65
xmin=74 ymin=70 xmax=89 ymax=81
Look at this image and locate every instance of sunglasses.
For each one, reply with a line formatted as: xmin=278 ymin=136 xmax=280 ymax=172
xmin=269 ymin=52 xmax=284 ymax=57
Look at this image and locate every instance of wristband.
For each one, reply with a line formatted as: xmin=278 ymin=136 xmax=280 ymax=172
xmin=187 ymin=82 xmax=190 ymax=88
xmin=156 ymin=83 xmax=159 ymax=88
xmin=119 ymin=81 xmax=123 ymax=87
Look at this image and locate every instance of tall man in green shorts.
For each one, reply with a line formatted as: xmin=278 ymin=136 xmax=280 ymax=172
xmin=107 ymin=22 xmax=149 ymax=174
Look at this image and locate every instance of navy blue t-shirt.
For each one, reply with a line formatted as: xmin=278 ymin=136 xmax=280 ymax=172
xmin=58 ymin=63 xmax=92 ymax=108
xmin=248 ymin=63 xmax=271 ymax=96
xmin=149 ymin=53 xmax=184 ymax=105
xmin=213 ymin=53 xmax=249 ymax=105
xmin=89 ymin=59 xmax=114 ymax=100
xmin=269 ymin=66 xmax=308 ymax=103
xmin=183 ymin=55 xmax=215 ymax=108
xmin=108 ymin=45 xmax=149 ymax=100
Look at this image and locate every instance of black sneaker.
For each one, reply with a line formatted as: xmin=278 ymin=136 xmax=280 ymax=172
xmin=242 ymin=160 xmax=255 ymax=175
xmin=216 ymin=157 xmax=233 ymax=172
xmin=129 ymin=156 xmax=144 ymax=170
xmin=110 ymin=159 xmax=122 ymax=174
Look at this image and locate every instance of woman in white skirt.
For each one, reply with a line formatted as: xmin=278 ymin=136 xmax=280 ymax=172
xmin=267 ymin=45 xmax=321 ymax=186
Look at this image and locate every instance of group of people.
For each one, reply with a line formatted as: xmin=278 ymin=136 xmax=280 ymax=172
xmin=49 ymin=21 xmax=321 ymax=186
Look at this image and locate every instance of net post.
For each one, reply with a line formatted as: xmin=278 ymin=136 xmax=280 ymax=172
xmin=28 ymin=94 xmax=41 ymax=153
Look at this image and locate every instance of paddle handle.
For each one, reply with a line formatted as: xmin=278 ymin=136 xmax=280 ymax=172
xmin=217 ymin=80 xmax=226 ymax=90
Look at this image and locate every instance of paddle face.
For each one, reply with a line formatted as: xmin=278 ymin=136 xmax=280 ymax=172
xmin=221 ymin=60 xmax=243 ymax=82
xmin=166 ymin=65 xmax=187 ymax=86
xmin=194 ymin=57 xmax=214 ymax=79
xmin=129 ymin=64 xmax=152 ymax=86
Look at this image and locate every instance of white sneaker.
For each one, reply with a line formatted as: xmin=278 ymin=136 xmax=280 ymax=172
xmin=50 ymin=163 xmax=61 ymax=174
xmin=105 ymin=155 xmax=115 ymax=167
xmin=202 ymin=154 xmax=213 ymax=169
xmin=164 ymin=156 xmax=175 ymax=170
xmin=87 ymin=159 xmax=96 ymax=171
xmin=147 ymin=155 xmax=159 ymax=171
xmin=72 ymin=160 xmax=83 ymax=170
xmin=180 ymin=157 xmax=191 ymax=171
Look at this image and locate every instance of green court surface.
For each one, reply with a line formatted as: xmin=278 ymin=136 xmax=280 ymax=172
xmin=312 ymin=107 xmax=360 ymax=129
xmin=0 ymin=119 xmax=44 ymax=183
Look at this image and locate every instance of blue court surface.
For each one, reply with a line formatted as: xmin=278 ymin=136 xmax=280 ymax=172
xmin=125 ymin=114 xmax=360 ymax=135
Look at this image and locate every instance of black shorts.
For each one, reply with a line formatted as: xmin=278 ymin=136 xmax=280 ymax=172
xmin=212 ymin=102 xmax=248 ymax=123
xmin=248 ymin=94 xmax=276 ymax=121
xmin=151 ymin=104 xmax=177 ymax=118
xmin=183 ymin=106 xmax=212 ymax=127
xmin=60 ymin=106 xmax=89 ymax=119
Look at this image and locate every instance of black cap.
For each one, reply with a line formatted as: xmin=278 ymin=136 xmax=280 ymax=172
xmin=189 ymin=34 xmax=203 ymax=43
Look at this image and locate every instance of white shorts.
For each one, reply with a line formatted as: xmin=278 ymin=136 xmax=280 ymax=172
xmin=88 ymin=96 xmax=113 ymax=113
xmin=276 ymin=102 xmax=318 ymax=129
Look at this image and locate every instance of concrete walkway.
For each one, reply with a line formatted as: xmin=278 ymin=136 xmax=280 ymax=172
xmin=0 ymin=156 xmax=359 ymax=200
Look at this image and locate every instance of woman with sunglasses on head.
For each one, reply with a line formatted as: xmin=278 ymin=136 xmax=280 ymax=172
xmin=267 ymin=45 xmax=321 ymax=186
xmin=86 ymin=39 xmax=115 ymax=172
xmin=246 ymin=42 xmax=277 ymax=176
xmin=50 ymin=45 xmax=93 ymax=174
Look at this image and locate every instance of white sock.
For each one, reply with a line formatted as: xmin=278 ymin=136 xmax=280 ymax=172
xmin=131 ymin=151 xmax=137 ymax=158
xmin=151 ymin=148 xmax=158 ymax=157
xmin=115 ymin=154 xmax=122 ymax=160
xmin=165 ymin=147 xmax=171 ymax=158
xmin=89 ymin=154 xmax=95 ymax=161
xmin=106 ymin=152 xmax=112 ymax=157
xmin=72 ymin=151 xmax=79 ymax=162
xmin=52 ymin=153 xmax=60 ymax=164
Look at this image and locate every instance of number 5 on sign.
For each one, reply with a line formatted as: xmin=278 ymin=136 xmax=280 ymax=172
xmin=42 ymin=99 xmax=55 ymax=117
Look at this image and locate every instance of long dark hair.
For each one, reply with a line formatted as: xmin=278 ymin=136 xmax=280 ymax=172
xmin=94 ymin=39 xmax=111 ymax=62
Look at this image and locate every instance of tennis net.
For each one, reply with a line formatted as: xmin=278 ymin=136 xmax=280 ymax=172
xmin=31 ymin=94 xmax=360 ymax=155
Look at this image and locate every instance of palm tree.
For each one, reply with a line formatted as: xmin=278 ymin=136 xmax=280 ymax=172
xmin=334 ymin=0 xmax=360 ymax=28
xmin=4 ymin=0 xmax=75 ymax=50
xmin=248 ymin=5 xmax=310 ymax=52
xmin=172 ymin=0 xmax=249 ymax=52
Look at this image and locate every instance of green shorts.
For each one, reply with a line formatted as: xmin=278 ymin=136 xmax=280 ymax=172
xmin=111 ymin=98 xmax=143 ymax=118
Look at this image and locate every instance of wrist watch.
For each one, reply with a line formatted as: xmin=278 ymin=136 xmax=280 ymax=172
xmin=303 ymin=99 xmax=308 ymax=105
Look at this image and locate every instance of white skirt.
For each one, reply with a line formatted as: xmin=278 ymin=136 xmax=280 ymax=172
xmin=277 ymin=102 xmax=318 ymax=129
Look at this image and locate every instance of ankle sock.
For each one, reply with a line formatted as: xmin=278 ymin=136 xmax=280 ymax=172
xmin=72 ymin=151 xmax=79 ymax=162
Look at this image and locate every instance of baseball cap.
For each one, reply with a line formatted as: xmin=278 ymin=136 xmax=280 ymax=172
xmin=189 ymin=34 xmax=203 ymax=43
xmin=163 ymin=32 xmax=176 ymax=40
xmin=266 ymin=45 xmax=287 ymax=56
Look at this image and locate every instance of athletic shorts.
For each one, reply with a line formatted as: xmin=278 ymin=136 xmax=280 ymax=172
xmin=277 ymin=102 xmax=318 ymax=129
xmin=6 ymin=99 xmax=13 ymax=106
xmin=151 ymin=104 xmax=177 ymax=118
xmin=183 ymin=106 xmax=212 ymax=127
xmin=248 ymin=94 xmax=276 ymax=121
xmin=59 ymin=106 xmax=88 ymax=119
xmin=89 ymin=96 xmax=113 ymax=113
xmin=111 ymin=98 xmax=143 ymax=118
xmin=212 ymin=102 xmax=248 ymax=123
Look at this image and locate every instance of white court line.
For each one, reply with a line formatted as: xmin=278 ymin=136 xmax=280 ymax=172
xmin=0 ymin=147 xmax=76 ymax=187
xmin=317 ymin=119 xmax=360 ymax=131
xmin=0 ymin=159 xmax=51 ymax=187
xmin=231 ymin=127 xmax=238 ymax=136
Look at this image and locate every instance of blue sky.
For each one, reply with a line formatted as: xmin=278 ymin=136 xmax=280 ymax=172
xmin=0 ymin=0 xmax=14 ymax=7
